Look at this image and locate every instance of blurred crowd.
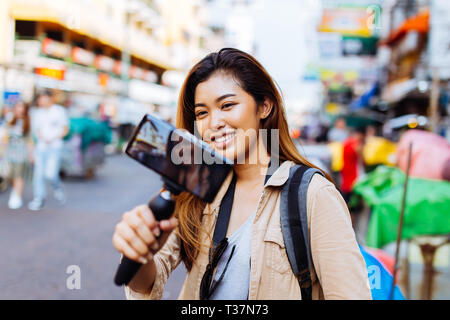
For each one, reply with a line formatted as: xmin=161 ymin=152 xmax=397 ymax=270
xmin=0 ymin=90 xmax=68 ymax=211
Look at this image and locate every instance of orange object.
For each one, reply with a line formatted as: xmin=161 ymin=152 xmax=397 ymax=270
xmin=380 ymin=9 xmax=429 ymax=46
xmin=290 ymin=129 xmax=300 ymax=139
xmin=35 ymin=67 xmax=65 ymax=80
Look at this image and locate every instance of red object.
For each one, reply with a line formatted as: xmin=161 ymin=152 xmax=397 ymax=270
xmin=341 ymin=136 xmax=360 ymax=193
xmin=365 ymin=247 xmax=395 ymax=275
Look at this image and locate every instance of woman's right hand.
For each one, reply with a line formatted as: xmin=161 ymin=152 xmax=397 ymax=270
xmin=112 ymin=204 xmax=179 ymax=265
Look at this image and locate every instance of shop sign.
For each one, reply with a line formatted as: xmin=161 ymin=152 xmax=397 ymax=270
xmin=14 ymin=40 xmax=41 ymax=63
xmin=318 ymin=32 xmax=342 ymax=58
xmin=162 ymin=70 xmax=185 ymax=88
xmin=71 ymin=47 xmax=95 ymax=66
xmin=41 ymin=38 xmax=71 ymax=59
xmin=35 ymin=67 xmax=66 ymax=80
xmin=64 ymin=68 xmax=103 ymax=95
xmin=113 ymin=60 xmax=122 ymax=76
xmin=106 ymin=77 xmax=124 ymax=93
xmin=128 ymin=79 xmax=174 ymax=105
xmin=318 ymin=7 xmax=377 ymax=37
xmin=129 ymin=65 xmax=144 ymax=79
xmin=342 ymin=36 xmax=378 ymax=56
xmin=142 ymin=70 xmax=158 ymax=83
xmin=3 ymin=91 xmax=21 ymax=107
xmin=94 ymin=55 xmax=115 ymax=72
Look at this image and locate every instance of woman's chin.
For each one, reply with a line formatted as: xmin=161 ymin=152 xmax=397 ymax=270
xmin=213 ymin=147 xmax=239 ymax=164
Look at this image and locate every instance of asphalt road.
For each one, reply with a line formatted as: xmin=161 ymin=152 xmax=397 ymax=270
xmin=0 ymin=154 xmax=187 ymax=299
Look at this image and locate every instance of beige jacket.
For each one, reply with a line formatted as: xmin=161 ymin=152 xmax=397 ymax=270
xmin=125 ymin=160 xmax=372 ymax=300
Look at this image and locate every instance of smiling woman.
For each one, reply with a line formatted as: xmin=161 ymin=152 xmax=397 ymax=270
xmin=114 ymin=48 xmax=372 ymax=301
xmin=174 ymin=48 xmax=334 ymax=272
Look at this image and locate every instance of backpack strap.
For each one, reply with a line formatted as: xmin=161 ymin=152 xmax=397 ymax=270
xmin=280 ymin=164 xmax=325 ymax=300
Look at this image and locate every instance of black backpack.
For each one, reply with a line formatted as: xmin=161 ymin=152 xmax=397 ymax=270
xmin=280 ymin=164 xmax=324 ymax=300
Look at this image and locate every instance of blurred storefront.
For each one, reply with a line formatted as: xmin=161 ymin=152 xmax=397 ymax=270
xmin=0 ymin=0 xmax=210 ymax=128
xmin=313 ymin=0 xmax=450 ymax=142
xmin=375 ymin=0 xmax=450 ymax=141
xmin=314 ymin=1 xmax=385 ymax=130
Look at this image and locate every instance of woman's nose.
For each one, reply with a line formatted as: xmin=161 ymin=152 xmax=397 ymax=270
xmin=209 ymin=109 xmax=226 ymax=131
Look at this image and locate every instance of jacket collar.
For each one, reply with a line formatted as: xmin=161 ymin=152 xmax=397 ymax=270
xmin=203 ymin=160 xmax=294 ymax=215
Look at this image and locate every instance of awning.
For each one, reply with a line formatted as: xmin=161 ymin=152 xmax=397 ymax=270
xmin=380 ymin=9 xmax=429 ymax=46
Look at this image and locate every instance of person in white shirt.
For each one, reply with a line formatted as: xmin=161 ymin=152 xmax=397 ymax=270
xmin=28 ymin=90 xmax=69 ymax=211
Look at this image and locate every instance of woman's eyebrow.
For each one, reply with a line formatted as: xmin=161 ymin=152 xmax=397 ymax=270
xmin=195 ymin=94 xmax=236 ymax=107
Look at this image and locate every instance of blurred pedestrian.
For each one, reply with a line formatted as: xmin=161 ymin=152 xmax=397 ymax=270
xmin=365 ymin=125 xmax=377 ymax=138
xmin=112 ymin=48 xmax=371 ymax=300
xmin=315 ymin=122 xmax=329 ymax=143
xmin=1 ymin=105 xmax=14 ymax=124
xmin=327 ymin=116 xmax=349 ymax=142
xmin=340 ymin=126 xmax=366 ymax=205
xmin=1 ymin=101 xmax=33 ymax=209
xmin=28 ymin=90 xmax=69 ymax=211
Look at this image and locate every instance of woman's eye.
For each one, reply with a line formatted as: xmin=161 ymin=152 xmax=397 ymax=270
xmin=222 ymin=103 xmax=235 ymax=109
xmin=195 ymin=111 xmax=207 ymax=118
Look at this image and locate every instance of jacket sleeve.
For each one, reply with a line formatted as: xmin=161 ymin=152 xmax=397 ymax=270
xmin=308 ymin=175 xmax=372 ymax=300
xmin=124 ymin=229 xmax=182 ymax=300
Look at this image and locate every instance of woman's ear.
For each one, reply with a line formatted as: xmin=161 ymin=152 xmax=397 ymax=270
xmin=259 ymin=98 xmax=273 ymax=120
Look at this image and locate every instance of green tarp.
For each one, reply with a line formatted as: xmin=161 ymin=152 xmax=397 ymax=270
xmin=353 ymin=166 xmax=450 ymax=248
xmin=65 ymin=117 xmax=112 ymax=150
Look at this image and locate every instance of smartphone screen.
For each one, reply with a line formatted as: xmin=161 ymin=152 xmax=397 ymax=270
xmin=125 ymin=114 xmax=233 ymax=203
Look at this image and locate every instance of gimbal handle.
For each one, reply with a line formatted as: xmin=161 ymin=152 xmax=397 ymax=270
xmin=114 ymin=179 xmax=182 ymax=286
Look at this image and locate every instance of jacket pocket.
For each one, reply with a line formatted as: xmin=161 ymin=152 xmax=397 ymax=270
xmin=263 ymin=228 xmax=290 ymax=274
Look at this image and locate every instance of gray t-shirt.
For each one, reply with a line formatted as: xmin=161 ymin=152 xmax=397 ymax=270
xmin=209 ymin=212 xmax=255 ymax=300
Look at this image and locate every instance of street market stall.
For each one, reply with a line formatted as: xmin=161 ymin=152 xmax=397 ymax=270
xmin=60 ymin=117 xmax=111 ymax=179
xmin=353 ymin=165 xmax=450 ymax=249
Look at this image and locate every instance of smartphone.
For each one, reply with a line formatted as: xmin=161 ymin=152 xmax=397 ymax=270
xmin=125 ymin=114 xmax=233 ymax=203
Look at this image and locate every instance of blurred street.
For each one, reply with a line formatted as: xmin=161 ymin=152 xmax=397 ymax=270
xmin=0 ymin=0 xmax=449 ymax=301
xmin=0 ymin=154 xmax=186 ymax=299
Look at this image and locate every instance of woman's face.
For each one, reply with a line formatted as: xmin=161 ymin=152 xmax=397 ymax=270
xmin=194 ymin=72 xmax=270 ymax=163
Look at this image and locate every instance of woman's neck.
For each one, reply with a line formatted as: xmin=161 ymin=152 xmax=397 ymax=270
xmin=233 ymin=137 xmax=271 ymax=184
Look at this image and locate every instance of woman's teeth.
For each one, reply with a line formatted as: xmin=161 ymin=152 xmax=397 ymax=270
xmin=215 ymin=133 xmax=235 ymax=143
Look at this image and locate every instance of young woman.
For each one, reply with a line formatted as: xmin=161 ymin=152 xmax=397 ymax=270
xmin=112 ymin=48 xmax=371 ymax=300
xmin=3 ymin=101 xmax=33 ymax=209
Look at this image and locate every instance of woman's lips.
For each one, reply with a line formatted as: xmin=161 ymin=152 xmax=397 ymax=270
xmin=212 ymin=132 xmax=236 ymax=149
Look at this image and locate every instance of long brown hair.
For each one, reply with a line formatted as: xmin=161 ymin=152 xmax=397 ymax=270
xmin=174 ymin=48 xmax=333 ymax=271
xmin=10 ymin=101 xmax=30 ymax=135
